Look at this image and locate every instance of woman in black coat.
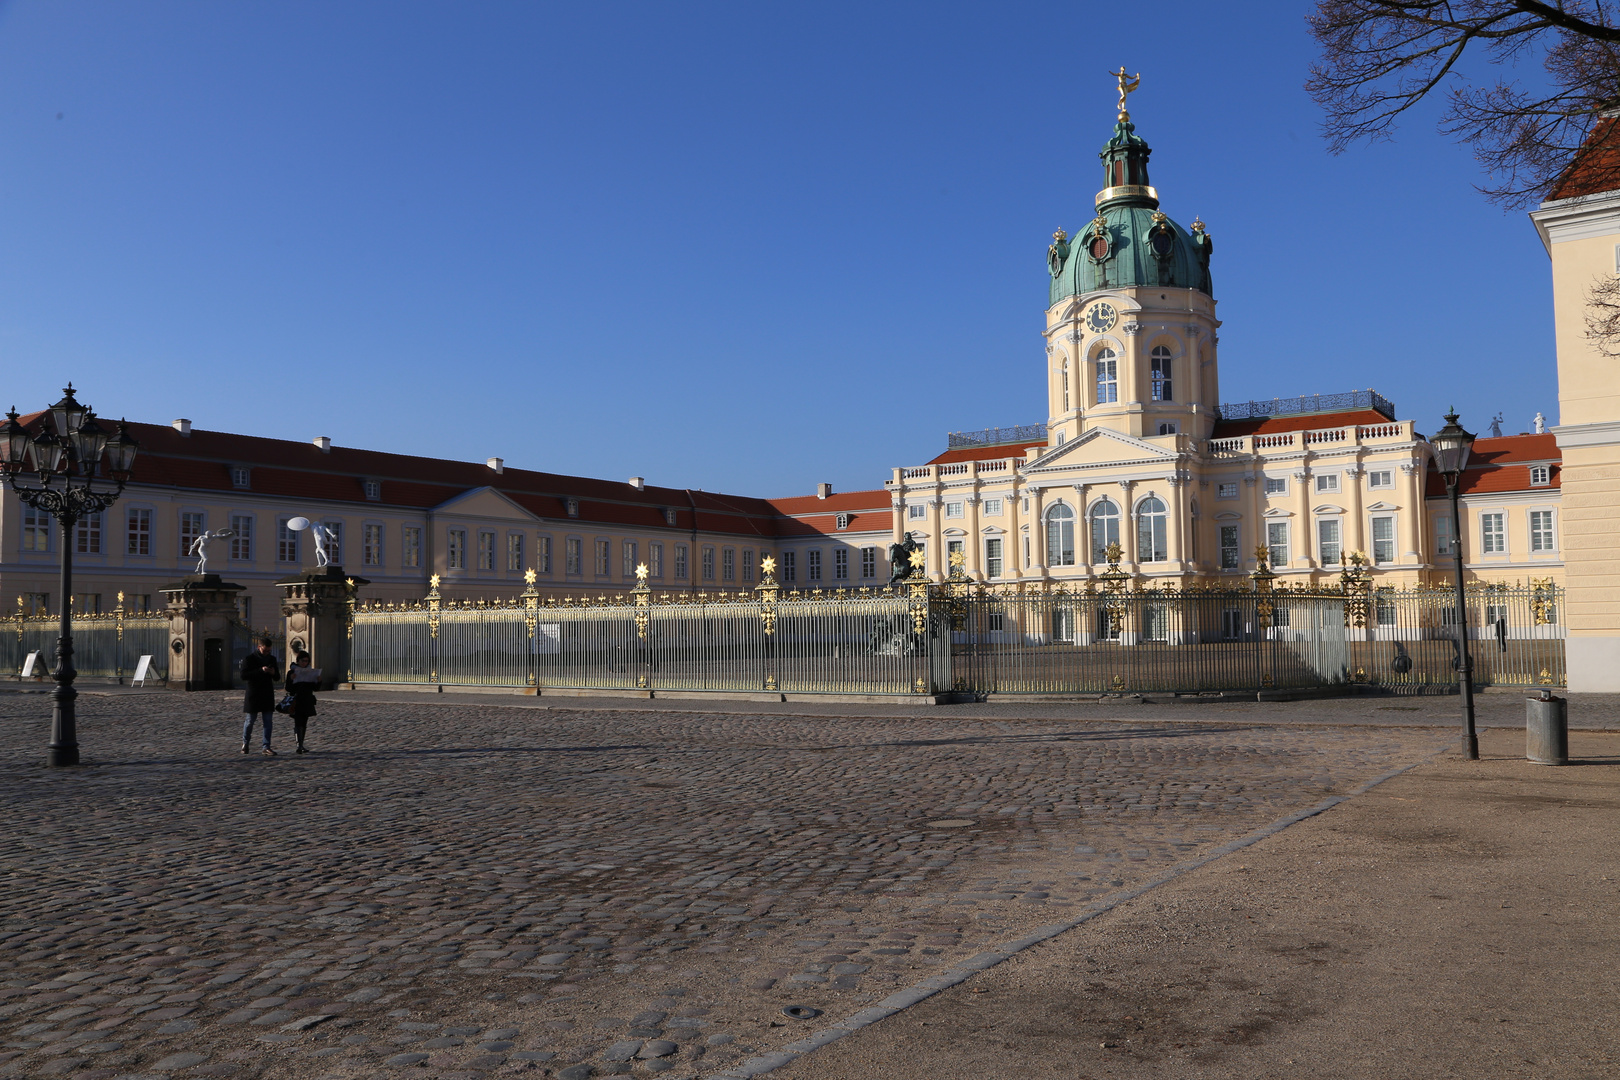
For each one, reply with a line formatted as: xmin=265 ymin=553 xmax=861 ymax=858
xmin=284 ymin=650 xmax=320 ymax=754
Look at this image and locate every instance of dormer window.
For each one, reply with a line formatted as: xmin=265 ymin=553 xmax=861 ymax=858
xmin=836 ymin=512 xmax=850 ymax=530
xmin=230 ymin=466 xmax=250 ymax=490
xmin=663 ymin=507 xmax=678 ymax=526
xmin=363 ymin=479 xmax=381 ymax=501
xmin=1529 ymin=465 xmax=1550 ymax=486
xmin=566 ymin=498 xmax=579 ymax=518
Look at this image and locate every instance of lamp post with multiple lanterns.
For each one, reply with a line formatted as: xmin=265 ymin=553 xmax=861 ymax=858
xmin=0 ymin=386 xmax=139 ymax=767
xmin=1430 ymin=409 xmax=1479 ymax=761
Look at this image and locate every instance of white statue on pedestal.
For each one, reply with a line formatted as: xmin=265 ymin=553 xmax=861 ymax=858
xmin=286 ymin=516 xmax=336 ymax=568
xmin=188 ymin=528 xmax=235 ymax=575
xmin=1534 ymin=411 xmax=1546 ymax=434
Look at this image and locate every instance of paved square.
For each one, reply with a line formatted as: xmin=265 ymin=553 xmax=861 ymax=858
xmin=0 ymin=691 xmax=1444 ymax=1079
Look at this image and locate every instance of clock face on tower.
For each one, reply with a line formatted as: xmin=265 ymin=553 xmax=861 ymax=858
xmin=1084 ymin=301 xmax=1118 ymax=335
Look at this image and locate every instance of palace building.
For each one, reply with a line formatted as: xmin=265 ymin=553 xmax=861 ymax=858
xmin=890 ymin=96 xmax=1564 ymax=595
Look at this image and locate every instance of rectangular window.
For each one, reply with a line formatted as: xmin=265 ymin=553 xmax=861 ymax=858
xmin=1315 ymin=474 xmax=1340 ymax=494
xmin=908 ymin=504 xmax=926 ymax=520
xmin=1530 ymin=465 xmax=1551 ymax=486
xmin=508 ymin=533 xmax=524 ymax=572
xmin=650 ymin=542 xmax=664 ymax=578
xmin=806 ymin=549 xmax=821 ymax=582
xmin=1266 ymin=521 xmax=1289 ymax=566
xmin=126 ymin=508 xmax=151 ymax=556
xmin=1096 ymin=357 xmax=1118 ymax=403
xmin=1530 ymin=509 xmax=1555 ymax=552
xmin=22 ymin=593 xmax=48 ymax=617
xmin=947 ymin=539 xmax=964 ymax=572
xmin=701 ymin=545 xmax=715 ymax=581
xmin=834 ymin=548 xmax=849 ymax=579
xmin=76 ymin=513 xmax=103 ymax=555
xmin=1368 ymin=470 xmax=1393 ymax=489
xmin=945 ymin=501 xmax=964 ymax=518
xmin=985 ymin=537 xmax=1003 ymax=578
xmin=862 ymin=546 xmax=878 ymax=578
xmin=179 ymin=512 xmax=205 ymax=558
xmin=322 ymin=521 xmax=343 ymax=565
xmin=74 ymin=593 xmax=102 ymax=614
xmin=1150 ymin=354 xmax=1172 ymax=401
xmin=983 ymin=498 xmax=1003 ymax=516
xmin=1434 ymin=516 xmax=1455 ymax=559
xmin=782 ymin=550 xmax=796 ymax=582
xmin=447 ymin=528 xmax=466 ymax=570
xmin=478 ymin=531 xmax=496 ymax=571
xmin=22 ymin=507 xmax=51 ymax=552
xmin=1318 ymin=518 xmax=1342 ymax=566
xmin=722 ymin=547 xmax=735 ymax=581
xmin=1371 ymin=515 xmax=1395 ymax=564
xmin=624 ymin=540 xmax=639 ymax=577
xmin=1481 ymin=512 xmax=1506 ymax=554
xmin=538 ymin=535 xmax=552 ymax=574
xmin=365 ymin=523 xmax=384 ymax=567
xmin=364 ymin=479 xmax=381 ymax=501
xmin=1157 ymin=421 xmax=1179 ymax=436
xmin=278 ymin=518 xmax=300 ymax=563
xmin=1217 ymin=483 xmax=1237 ymax=499
xmin=595 ymin=539 xmax=610 ymax=576
xmin=230 ymin=515 xmax=253 ymax=561
xmin=403 ymin=526 xmax=422 ymax=568
xmin=239 ymin=596 xmax=251 ymax=625
xmin=231 ymin=466 xmax=250 ymax=489
xmin=1220 ymin=524 xmax=1240 ymax=569
xmin=1375 ymin=588 xmax=1396 ymax=627
xmin=566 ymin=537 xmax=583 ymax=575
xmin=673 ymin=543 xmax=688 ymax=579
xmin=742 ymin=549 xmax=755 ymax=581
xmin=1263 ymin=477 xmax=1287 ymax=496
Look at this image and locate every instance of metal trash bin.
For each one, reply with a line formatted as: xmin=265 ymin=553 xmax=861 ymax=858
xmin=1526 ymin=691 xmax=1568 ymax=766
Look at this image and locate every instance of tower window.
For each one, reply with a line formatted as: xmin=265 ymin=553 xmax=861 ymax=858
xmin=1045 ymin=503 xmax=1076 ymax=566
xmin=1089 ymin=499 xmax=1120 ymax=563
xmin=1137 ymin=496 xmax=1168 ymax=563
xmin=1095 ymin=348 xmax=1118 ymax=404
xmin=1150 ymin=346 xmax=1173 ymax=401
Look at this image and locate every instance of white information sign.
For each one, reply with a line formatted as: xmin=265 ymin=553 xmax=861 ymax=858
xmin=20 ymin=652 xmax=39 ymax=678
xmin=131 ymin=654 xmax=155 ymax=687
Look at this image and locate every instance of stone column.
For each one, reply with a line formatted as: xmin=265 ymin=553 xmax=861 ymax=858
xmin=1167 ymin=475 xmax=1187 ymax=572
xmin=1400 ymin=463 xmax=1423 ymax=565
xmin=1119 ymin=479 xmax=1138 ymax=571
xmin=1072 ymin=484 xmax=1091 ymax=575
xmin=278 ymin=566 xmax=370 ymax=691
xmin=1245 ymin=467 xmax=1263 ymax=571
xmin=890 ymin=492 xmax=905 ymax=548
xmin=923 ymin=495 xmax=944 ymax=581
xmin=161 ymin=574 xmax=247 ymax=692
xmin=1005 ymin=479 xmax=1024 ymax=580
xmin=1294 ymin=467 xmax=1314 ymax=570
xmin=964 ymin=493 xmax=983 ymax=580
xmin=1344 ymin=464 xmax=1366 ymax=559
xmin=1028 ymin=486 xmax=1047 ymax=579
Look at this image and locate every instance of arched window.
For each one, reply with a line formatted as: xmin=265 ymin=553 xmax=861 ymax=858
xmin=1137 ymin=496 xmax=1168 ymax=563
xmin=1062 ymin=360 xmax=1070 ymax=411
xmin=1045 ymin=503 xmax=1075 ymax=566
xmin=1095 ymin=348 xmax=1118 ymax=404
xmin=1150 ymin=345 xmax=1173 ymax=401
xmin=1089 ymin=499 xmax=1120 ymax=563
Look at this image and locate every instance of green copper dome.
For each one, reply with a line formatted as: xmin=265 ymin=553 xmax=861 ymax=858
xmin=1046 ymin=116 xmax=1213 ymax=305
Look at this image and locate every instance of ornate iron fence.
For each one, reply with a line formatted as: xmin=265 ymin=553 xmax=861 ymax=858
xmin=3 ymin=594 xmax=170 ymax=682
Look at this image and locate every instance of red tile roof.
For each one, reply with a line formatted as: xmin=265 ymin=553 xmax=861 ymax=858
xmin=928 ymin=440 xmax=1044 ymax=465
xmin=1549 ymin=116 xmax=1620 ymax=201
xmin=1424 ymin=434 xmax=1561 ymax=497
xmin=1211 ymin=409 xmax=1395 ymax=438
xmin=15 ymin=416 xmax=792 ymax=539
xmin=767 ymin=490 xmax=894 ymax=538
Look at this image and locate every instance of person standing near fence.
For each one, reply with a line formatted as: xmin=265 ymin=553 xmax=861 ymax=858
xmin=284 ymin=650 xmax=320 ymax=754
xmin=239 ymin=637 xmax=280 ymax=756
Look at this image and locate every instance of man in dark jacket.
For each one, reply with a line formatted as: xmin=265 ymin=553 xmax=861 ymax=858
xmin=240 ymin=637 xmax=281 ymax=756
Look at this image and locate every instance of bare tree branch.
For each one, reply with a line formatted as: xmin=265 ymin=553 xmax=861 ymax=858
xmin=1586 ymin=274 xmax=1620 ymax=356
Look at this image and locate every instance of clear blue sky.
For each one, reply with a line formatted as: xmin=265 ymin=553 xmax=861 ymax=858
xmin=0 ymin=1 xmax=1557 ymax=499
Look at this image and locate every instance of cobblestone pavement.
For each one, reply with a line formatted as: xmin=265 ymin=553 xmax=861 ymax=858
xmin=0 ymin=691 xmax=1447 ymax=1080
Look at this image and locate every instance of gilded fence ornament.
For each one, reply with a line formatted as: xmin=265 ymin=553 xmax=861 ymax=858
xmin=756 ymin=555 xmax=780 ymax=636
xmin=1251 ymin=545 xmax=1277 ymax=629
xmin=1339 ymin=551 xmax=1371 ymax=629
xmin=1098 ymin=541 xmax=1130 ymax=635
xmin=632 ymin=562 xmax=652 ymax=642
xmin=1530 ymin=577 xmax=1555 ymax=626
xmin=907 ymin=548 xmax=930 ymax=635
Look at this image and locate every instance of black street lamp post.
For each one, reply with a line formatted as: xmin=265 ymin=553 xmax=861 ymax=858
xmin=1430 ymin=409 xmax=1479 ymax=761
xmin=0 ymin=386 xmax=138 ymax=767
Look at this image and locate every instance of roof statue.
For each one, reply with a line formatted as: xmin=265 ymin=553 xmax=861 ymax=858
xmin=1111 ymin=67 xmax=1140 ymax=121
xmin=187 ymin=528 xmax=235 ymax=575
xmin=1534 ymin=411 xmax=1546 ymax=434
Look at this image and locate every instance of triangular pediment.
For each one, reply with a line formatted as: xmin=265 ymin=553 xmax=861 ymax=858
xmin=1027 ymin=426 xmax=1178 ymax=471
xmin=433 ymin=486 xmax=541 ymax=522
xmin=1366 ymin=500 xmax=1400 ymax=511
xmin=1263 ymin=507 xmax=1293 ymax=518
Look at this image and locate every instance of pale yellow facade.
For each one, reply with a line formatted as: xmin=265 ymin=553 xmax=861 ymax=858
xmin=1532 ymin=188 xmax=1620 ymax=690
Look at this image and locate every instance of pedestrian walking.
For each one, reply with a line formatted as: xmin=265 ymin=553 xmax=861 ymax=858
xmin=284 ymin=650 xmax=321 ymax=754
xmin=239 ymin=636 xmax=281 ymax=756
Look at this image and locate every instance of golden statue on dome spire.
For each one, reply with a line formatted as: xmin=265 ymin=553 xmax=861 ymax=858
xmin=1111 ymin=67 xmax=1140 ymax=121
